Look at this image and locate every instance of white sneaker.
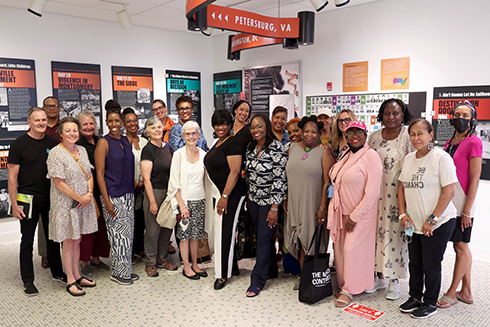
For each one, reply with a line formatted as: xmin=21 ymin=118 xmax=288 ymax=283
xmin=365 ymin=276 xmax=387 ymax=294
xmin=385 ymin=279 xmax=400 ymax=300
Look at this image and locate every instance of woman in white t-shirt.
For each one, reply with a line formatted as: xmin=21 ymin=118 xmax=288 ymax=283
xmin=167 ymin=121 xmax=208 ymax=280
xmin=397 ymin=118 xmax=458 ymax=319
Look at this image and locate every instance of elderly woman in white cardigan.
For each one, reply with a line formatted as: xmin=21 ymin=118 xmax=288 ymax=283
xmin=367 ymin=98 xmax=414 ymax=300
xmin=166 ymin=121 xmax=208 ymax=280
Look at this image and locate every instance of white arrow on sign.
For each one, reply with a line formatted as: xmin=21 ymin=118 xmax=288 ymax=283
xmin=212 ymin=12 xmax=215 ymax=19
xmin=218 ymin=13 xmax=222 ymax=20
xmin=225 ymin=15 xmax=228 ymax=22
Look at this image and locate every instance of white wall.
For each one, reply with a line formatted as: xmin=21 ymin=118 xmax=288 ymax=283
xmin=0 ymin=6 xmax=214 ymax=243
xmin=213 ymin=0 xmax=490 ymax=261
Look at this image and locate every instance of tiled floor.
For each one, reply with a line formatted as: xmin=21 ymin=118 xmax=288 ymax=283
xmin=0 ymin=241 xmax=488 ymax=327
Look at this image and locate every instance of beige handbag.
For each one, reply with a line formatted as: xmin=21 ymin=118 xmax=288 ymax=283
xmin=156 ymin=197 xmax=176 ymax=229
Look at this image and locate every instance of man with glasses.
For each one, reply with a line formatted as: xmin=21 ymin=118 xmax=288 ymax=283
xmin=168 ymin=96 xmax=208 ymax=151
xmin=151 ymin=99 xmax=174 ymax=143
xmin=42 ymin=96 xmax=61 ymax=141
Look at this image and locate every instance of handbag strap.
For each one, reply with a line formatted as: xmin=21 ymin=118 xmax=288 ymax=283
xmin=306 ymin=225 xmax=325 ymax=259
xmin=59 ymin=144 xmax=89 ymax=181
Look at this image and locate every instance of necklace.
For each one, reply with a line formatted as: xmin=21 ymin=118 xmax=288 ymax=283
xmin=301 ymin=144 xmax=317 ymax=160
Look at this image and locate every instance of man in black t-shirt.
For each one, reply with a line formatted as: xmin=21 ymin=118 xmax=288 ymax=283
xmin=8 ymin=107 xmax=65 ymax=296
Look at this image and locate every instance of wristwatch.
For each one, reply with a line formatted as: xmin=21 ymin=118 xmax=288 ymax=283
xmin=429 ymin=214 xmax=439 ymax=222
xmin=222 ymin=194 xmax=228 ymax=198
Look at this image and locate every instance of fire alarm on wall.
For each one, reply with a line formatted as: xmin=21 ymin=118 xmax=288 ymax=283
xmin=327 ymin=82 xmax=332 ymax=91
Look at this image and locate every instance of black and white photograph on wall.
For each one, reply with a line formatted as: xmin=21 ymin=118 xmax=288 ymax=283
xmin=243 ymin=61 xmax=301 ymax=119
xmin=0 ymin=112 xmax=8 ymax=128
xmin=0 ymin=139 xmax=10 ymax=219
xmin=0 ymin=88 xmax=7 ymax=106
xmin=476 ymin=121 xmax=490 ymax=158
xmin=60 ymin=100 xmax=82 ymax=119
xmin=137 ymin=88 xmax=151 ymax=104
xmin=166 ymin=70 xmax=201 ymax=125
xmin=81 ymin=89 xmax=101 ymax=113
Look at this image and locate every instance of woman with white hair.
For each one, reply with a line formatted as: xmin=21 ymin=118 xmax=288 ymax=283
xmin=141 ymin=117 xmax=177 ymax=277
xmin=167 ymin=120 xmax=208 ymax=280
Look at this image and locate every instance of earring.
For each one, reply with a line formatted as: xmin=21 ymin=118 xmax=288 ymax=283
xmin=428 ymin=142 xmax=434 ymax=150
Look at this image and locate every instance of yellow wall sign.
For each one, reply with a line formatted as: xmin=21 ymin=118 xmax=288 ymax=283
xmin=343 ymin=61 xmax=368 ymax=92
xmin=381 ymin=57 xmax=410 ymax=90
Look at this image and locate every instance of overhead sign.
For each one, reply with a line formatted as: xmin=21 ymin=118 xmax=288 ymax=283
xmin=206 ymin=4 xmax=299 ymax=39
xmin=231 ymin=33 xmax=283 ymax=53
xmin=185 ymin=0 xmax=215 ymax=19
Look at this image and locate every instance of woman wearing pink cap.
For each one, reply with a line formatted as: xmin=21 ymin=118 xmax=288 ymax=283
xmin=327 ymin=120 xmax=382 ymax=307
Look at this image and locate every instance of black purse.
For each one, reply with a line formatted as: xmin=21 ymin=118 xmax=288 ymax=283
xmin=299 ymin=225 xmax=333 ymax=304
xmin=235 ymin=205 xmax=257 ymax=260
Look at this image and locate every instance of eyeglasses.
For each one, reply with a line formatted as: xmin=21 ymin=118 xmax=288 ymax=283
xmin=337 ymin=118 xmax=351 ymax=124
xmin=152 ymin=105 xmax=165 ymax=112
xmin=184 ymin=132 xmax=198 ymax=137
xmin=346 ymin=129 xmax=365 ymax=137
xmin=250 ymin=124 xmax=265 ymax=131
xmin=177 ymin=107 xmax=192 ymax=111
xmin=44 ymin=104 xmax=59 ymax=109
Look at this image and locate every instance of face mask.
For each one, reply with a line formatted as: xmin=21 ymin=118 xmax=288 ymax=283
xmin=405 ymin=225 xmax=414 ymax=237
xmin=449 ymin=118 xmax=470 ymax=133
xmin=348 ymin=143 xmax=364 ymax=153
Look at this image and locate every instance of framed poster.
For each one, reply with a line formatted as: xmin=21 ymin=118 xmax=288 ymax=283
xmin=213 ymin=70 xmax=242 ymax=112
xmin=112 ymin=65 xmax=153 ymax=135
xmin=243 ymin=61 xmax=301 ymax=119
xmin=0 ymin=57 xmax=37 ymax=139
xmin=51 ymin=61 xmax=102 ymax=133
xmin=343 ymin=61 xmax=368 ymax=92
xmin=381 ymin=57 xmax=410 ymax=90
xmin=166 ymin=70 xmax=201 ymax=125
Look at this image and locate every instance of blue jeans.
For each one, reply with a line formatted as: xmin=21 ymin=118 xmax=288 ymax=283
xmin=408 ymin=218 xmax=456 ymax=305
xmin=249 ymin=201 xmax=278 ymax=289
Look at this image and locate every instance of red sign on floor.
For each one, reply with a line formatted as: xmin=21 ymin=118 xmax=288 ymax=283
xmin=343 ymin=303 xmax=384 ymax=321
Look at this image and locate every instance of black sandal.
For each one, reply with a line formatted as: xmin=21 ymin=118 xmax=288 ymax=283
xmin=66 ymin=282 xmax=85 ymax=296
xmin=76 ymin=276 xmax=96 ymax=288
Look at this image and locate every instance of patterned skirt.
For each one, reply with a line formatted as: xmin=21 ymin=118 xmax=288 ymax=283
xmin=176 ymin=199 xmax=205 ymax=241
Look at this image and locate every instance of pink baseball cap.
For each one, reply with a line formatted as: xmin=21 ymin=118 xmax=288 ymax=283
xmin=346 ymin=119 xmax=367 ymax=131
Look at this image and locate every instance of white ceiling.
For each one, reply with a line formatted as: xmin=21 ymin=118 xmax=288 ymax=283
xmin=1 ymin=0 xmax=380 ymax=34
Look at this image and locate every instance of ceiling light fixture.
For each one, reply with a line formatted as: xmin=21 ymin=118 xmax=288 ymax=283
xmin=27 ymin=0 xmax=47 ymax=17
xmin=309 ymin=0 xmax=328 ymax=12
xmin=116 ymin=5 xmax=132 ymax=29
xmin=298 ymin=11 xmax=315 ymax=45
xmin=334 ymin=0 xmax=350 ymax=7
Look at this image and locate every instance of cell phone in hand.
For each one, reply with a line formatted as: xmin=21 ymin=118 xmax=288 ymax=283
xmin=72 ymin=200 xmax=80 ymax=209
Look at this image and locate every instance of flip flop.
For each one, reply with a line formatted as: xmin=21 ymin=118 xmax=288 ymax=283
xmin=334 ymin=291 xmax=353 ymax=308
xmin=246 ymin=286 xmax=261 ymax=297
xmin=66 ymin=282 xmax=85 ymax=296
xmin=76 ymin=276 xmax=96 ymax=288
xmin=456 ymin=291 xmax=474 ymax=304
xmin=437 ymin=294 xmax=457 ymax=308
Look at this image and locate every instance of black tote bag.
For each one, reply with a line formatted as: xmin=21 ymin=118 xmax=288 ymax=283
xmin=298 ymin=225 xmax=333 ymax=304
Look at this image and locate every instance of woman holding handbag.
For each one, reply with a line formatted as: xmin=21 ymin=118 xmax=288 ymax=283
xmin=284 ymin=116 xmax=335 ymax=290
xmin=327 ymin=120 xmax=382 ymax=307
xmin=140 ymin=117 xmax=178 ymax=277
xmin=47 ymin=117 xmax=98 ymax=296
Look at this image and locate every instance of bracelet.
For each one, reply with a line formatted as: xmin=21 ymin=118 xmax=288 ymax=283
xmin=222 ymin=194 xmax=228 ymax=198
xmin=399 ymin=213 xmax=407 ymax=220
xmin=87 ymin=190 xmax=93 ymax=193
xmin=319 ymin=206 xmax=327 ymax=213
xmin=462 ymin=212 xmax=472 ymax=218
xmin=427 ymin=217 xmax=437 ymax=226
xmin=270 ymin=207 xmax=278 ymax=212
xmin=180 ymin=205 xmax=187 ymax=210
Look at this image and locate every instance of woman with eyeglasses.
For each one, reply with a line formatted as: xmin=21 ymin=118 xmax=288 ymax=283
xmin=398 ymin=118 xmax=457 ymax=318
xmin=151 ymin=99 xmax=174 ymax=143
xmin=167 ymin=121 xmax=207 ymax=280
xmin=204 ymin=110 xmax=247 ymax=290
xmin=122 ymin=108 xmax=148 ymax=264
xmin=367 ymin=99 xmax=414 ymax=300
xmin=331 ymin=109 xmax=356 ymax=160
xmin=140 ymin=118 xmax=178 ymax=277
xmin=244 ymin=114 xmax=288 ymax=297
xmin=437 ymin=101 xmax=482 ymax=309
xmin=328 ymin=120 xmax=382 ymax=308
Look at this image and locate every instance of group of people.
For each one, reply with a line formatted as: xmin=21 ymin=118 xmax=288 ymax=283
xmin=9 ymin=95 xmax=481 ymax=319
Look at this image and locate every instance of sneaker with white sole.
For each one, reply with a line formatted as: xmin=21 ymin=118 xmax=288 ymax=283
xmin=24 ymin=283 xmax=39 ymax=297
xmin=365 ymin=276 xmax=387 ymax=294
xmin=111 ymin=275 xmax=133 ymax=285
xmin=385 ymin=279 xmax=400 ymax=300
xmin=411 ymin=303 xmax=437 ymax=319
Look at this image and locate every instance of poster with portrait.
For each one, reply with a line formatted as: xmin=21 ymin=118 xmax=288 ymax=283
xmin=306 ymin=92 xmax=426 ymax=134
xmin=51 ymin=61 xmax=102 ymax=133
xmin=112 ymin=66 xmax=153 ymax=135
xmin=432 ymin=85 xmax=490 ymax=179
xmin=213 ymin=70 xmax=242 ymax=112
xmin=243 ymin=61 xmax=301 ymax=119
xmin=0 ymin=57 xmax=37 ymax=139
xmin=166 ymin=70 xmax=201 ymax=125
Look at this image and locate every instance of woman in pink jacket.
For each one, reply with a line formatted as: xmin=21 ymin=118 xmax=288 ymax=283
xmin=327 ymin=120 xmax=382 ymax=307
